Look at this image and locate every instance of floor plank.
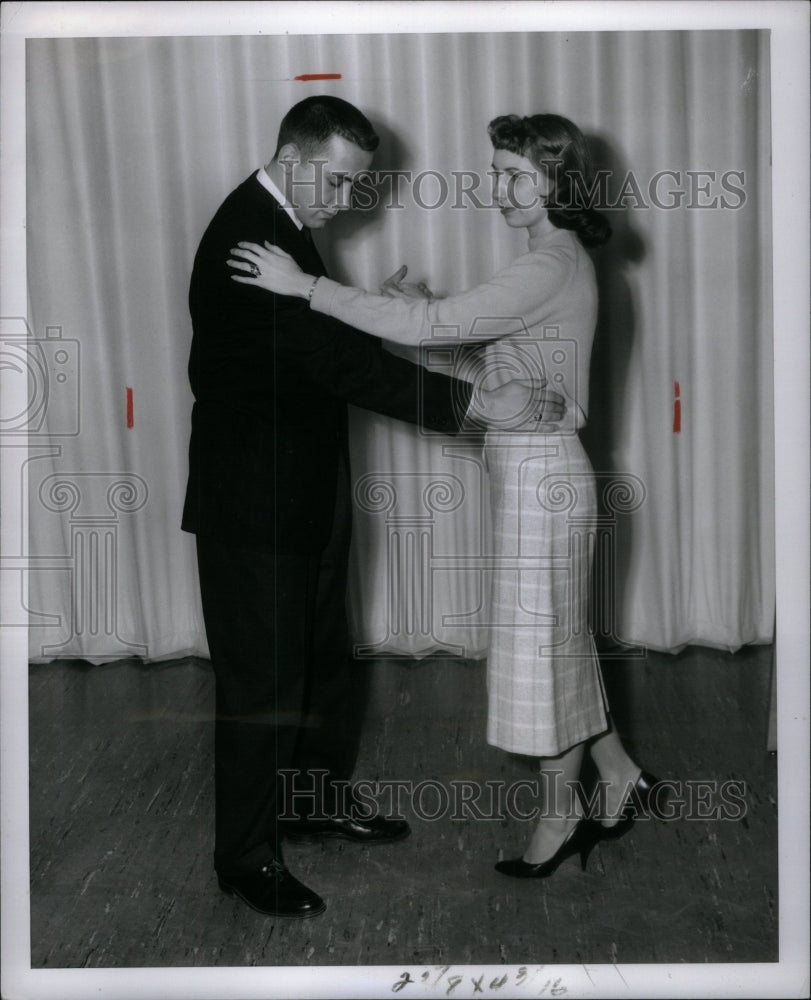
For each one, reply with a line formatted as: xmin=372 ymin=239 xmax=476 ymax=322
xmin=28 ymin=645 xmax=777 ymax=967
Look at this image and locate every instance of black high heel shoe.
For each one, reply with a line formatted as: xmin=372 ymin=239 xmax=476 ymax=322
xmin=598 ymin=770 xmax=667 ymax=842
xmin=627 ymin=770 xmax=666 ymax=816
xmin=494 ymin=818 xmax=602 ymax=879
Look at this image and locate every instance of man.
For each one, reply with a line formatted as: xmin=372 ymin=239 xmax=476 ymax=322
xmin=182 ymin=96 xmax=561 ymax=919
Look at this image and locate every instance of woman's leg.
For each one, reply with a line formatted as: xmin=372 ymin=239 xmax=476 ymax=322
xmin=587 ymin=718 xmax=641 ymax=826
xmin=523 ymin=742 xmax=586 ymax=863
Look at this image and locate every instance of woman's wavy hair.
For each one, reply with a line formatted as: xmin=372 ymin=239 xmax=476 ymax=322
xmin=487 ymin=113 xmax=611 ymax=248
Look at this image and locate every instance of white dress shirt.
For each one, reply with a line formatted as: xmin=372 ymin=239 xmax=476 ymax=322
xmin=255 ymin=166 xmax=303 ymax=230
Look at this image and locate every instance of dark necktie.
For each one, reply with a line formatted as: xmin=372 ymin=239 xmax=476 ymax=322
xmin=300 ymin=225 xmax=327 ymax=277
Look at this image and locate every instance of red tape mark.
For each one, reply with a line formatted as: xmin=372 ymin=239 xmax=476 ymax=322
xmin=126 ymin=387 xmax=134 ymax=429
xmin=673 ymin=381 xmax=681 ymax=433
xmin=294 ymin=73 xmax=342 ymax=81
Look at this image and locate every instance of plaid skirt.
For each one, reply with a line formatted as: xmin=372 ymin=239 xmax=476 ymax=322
xmin=484 ymin=431 xmax=608 ymax=756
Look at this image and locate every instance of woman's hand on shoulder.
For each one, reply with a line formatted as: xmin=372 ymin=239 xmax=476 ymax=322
xmin=228 ymin=241 xmax=314 ymax=298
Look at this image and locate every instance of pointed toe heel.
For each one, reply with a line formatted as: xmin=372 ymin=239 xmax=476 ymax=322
xmin=630 ymin=770 xmax=670 ymax=820
xmin=495 ymin=819 xmax=602 ymax=879
xmin=597 ymin=813 xmax=635 ymax=842
xmin=598 ymin=770 xmax=671 ymax=842
xmin=578 ymin=821 xmax=602 ymax=869
xmin=494 ymin=857 xmax=547 ymax=878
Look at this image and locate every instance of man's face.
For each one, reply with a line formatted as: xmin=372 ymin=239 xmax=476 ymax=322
xmin=280 ymin=134 xmax=374 ymax=229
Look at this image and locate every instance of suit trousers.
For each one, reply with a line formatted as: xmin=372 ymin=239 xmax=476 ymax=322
xmin=195 ymin=457 xmax=368 ymax=874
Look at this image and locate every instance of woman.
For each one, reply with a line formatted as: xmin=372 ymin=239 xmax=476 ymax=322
xmin=228 ymin=113 xmax=662 ymax=877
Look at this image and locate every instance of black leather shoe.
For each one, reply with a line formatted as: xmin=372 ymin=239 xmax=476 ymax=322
xmin=283 ymin=814 xmax=411 ymax=844
xmin=630 ymin=770 xmax=669 ymax=819
xmin=495 ymin=819 xmax=602 ymax=879
xmin=217 ymin=860 xmax=326 ymax=918
xmin=597 ymin=813 xmax=635 ymax=842
xmin=615 ymin=770 xmax=669 ymax=820
xmin=598 ymin=770 xmax=669 ymax=841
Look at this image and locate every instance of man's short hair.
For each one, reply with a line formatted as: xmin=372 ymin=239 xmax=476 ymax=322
xmin=274 ymin=96 xmax=379 ymax=158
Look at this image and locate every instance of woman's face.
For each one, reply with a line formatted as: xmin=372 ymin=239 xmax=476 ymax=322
xmin=491 ymin=147 xmax=551 ymax=232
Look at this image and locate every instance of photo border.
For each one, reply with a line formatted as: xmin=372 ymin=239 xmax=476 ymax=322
xmin=2 ymin=3 xmax=808 ymax=998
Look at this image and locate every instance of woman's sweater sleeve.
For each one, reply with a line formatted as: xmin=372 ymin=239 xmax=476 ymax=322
xmin=309 ymin=246 xmax=573 ymax=346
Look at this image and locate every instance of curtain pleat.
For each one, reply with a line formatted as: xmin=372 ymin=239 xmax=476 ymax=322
xmin=26 ymin=31 xmax=773 ymax=663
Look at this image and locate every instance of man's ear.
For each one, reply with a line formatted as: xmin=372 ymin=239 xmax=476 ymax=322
xmin=276 ymin=142 xmax=301 ymax=168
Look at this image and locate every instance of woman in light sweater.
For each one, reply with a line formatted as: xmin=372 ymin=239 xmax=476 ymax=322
xmin=228 ymin=114 xmax=662 ymax=878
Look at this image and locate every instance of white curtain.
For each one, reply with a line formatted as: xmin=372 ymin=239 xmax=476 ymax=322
xmin=23 ymin=30 xmax=773 ymax=663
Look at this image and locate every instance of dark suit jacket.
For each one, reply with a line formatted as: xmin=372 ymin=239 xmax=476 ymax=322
xmin=182 ymin=172 xmax=473 ymax=552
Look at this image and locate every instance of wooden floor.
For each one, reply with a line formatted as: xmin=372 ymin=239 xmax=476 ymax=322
xmin=28 ymin=644 xmax=777 ymax=968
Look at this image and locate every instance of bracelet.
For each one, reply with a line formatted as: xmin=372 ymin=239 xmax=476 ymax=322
xmin=306 ymin=276 xmax=320 ymax=303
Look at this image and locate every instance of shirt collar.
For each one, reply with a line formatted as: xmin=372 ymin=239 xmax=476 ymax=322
xmin=256 ymin=166 xmax=303 ymax=230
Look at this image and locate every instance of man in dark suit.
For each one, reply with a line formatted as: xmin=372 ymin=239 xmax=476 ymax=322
xmin=182 ymin=96 xmax=560 ymax=918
